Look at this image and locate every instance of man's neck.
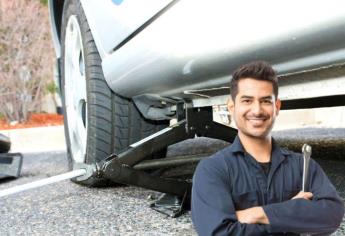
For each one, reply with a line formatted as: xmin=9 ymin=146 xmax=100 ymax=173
xmin=238 ymin=133 xmax=272 ymax=163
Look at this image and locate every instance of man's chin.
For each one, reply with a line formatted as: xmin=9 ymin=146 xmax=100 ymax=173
xmin=242 ymin=129 xmax=271 ymax=140
xmin=249 ymin=133 xmax=269 ymax=139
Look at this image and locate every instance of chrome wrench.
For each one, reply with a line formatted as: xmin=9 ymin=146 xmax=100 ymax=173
xmin=301 ymin=146 xmax=312 ymax=236
xmin=302 ymin=144 xmax=312 ymax=192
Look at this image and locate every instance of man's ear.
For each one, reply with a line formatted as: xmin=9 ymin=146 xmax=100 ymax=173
xmin=275 ymin=98 xmax=281 ymax=115
xmin=227 ymin=97 xmax=234 ymax=115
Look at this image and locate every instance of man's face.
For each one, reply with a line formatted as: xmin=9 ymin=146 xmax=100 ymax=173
xmin=227 ymin=78 xmax=281 ymax=140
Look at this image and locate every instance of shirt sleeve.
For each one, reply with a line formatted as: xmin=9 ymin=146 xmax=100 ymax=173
xmin=192 ymin=157 xmax=269 ymax=236
xmin=263 ymin=158 xmax=344 ymax=235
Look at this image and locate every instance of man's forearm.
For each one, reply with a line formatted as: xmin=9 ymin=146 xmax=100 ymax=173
xmin=263 ymin=198 xmax=343 ymax=234
xmin=236 ymin=206 xmax=270 ymax=224
xmin=236 ymin=191 xmax=313 ymax=225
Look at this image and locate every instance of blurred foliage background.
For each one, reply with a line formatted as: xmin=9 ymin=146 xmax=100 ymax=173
xmin=0 ymin=0 xmax=54 ymax=123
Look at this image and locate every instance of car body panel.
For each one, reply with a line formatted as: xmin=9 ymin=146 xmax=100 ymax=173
xmin=102 ymin=0 xmax=345 ymax=102
xmin=79 ymin=0 xmax=173 ymax=58
xmin=48 ymin=0 xmax=173 ymax=59
xmin=50 ymin=0 xmax=345 ymax=110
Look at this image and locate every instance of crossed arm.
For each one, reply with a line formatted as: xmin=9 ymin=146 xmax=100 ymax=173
xmin=236 ymin=191 xmax=313 ymax=225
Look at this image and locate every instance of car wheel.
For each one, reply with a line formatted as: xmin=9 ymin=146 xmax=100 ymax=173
xmin=61 ymin=0 xmax=168 ymax=186
xmin=0 ymin=133 xmax=11 ymax=153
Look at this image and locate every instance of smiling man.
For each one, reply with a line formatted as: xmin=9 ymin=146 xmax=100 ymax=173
xmin=191 ymin=61 xmax=344 ymax=236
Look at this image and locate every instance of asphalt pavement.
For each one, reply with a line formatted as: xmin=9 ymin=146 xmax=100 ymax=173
xmin=0 ymin=150 xmax=196 ymax=235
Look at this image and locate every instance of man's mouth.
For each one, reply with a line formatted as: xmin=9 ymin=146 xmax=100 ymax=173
xmin=246 ymin=117 xmax=267 ymax=125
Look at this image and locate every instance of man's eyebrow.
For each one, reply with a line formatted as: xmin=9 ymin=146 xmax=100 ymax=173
xmin=260 ymin=96 xmax=273 ymax=100
xmin=239 ymin=95 xmax=274 ymax=100
xmin=240 ymin=95 xmax=253 ymax=99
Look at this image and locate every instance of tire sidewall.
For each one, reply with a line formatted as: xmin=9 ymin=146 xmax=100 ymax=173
xmin=61 ymin=0 xmax=112 ymax=186
xmin=60 ymin=0 xmax=168 ymax=186
xmin=61 ymin=0 xmax=81 ymax=171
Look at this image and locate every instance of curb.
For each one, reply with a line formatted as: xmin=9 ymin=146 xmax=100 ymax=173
xmin=0 ymin=125 xmax=66 ymax=153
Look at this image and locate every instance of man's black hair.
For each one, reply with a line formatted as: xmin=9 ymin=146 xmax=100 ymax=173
xmin=230 ymin=61 xmax=278 ymax=100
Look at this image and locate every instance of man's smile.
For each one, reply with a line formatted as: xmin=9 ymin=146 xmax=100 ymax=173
xmin=245 ymin=116 xmax=268 ymax=126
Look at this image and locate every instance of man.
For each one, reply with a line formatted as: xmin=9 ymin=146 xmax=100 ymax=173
xmin=191 ymin=61 xmax=344 ymax=235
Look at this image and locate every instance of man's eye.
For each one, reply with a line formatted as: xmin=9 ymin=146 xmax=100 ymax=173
xmin=262 ymin=100 xmax=272 ymax=104
xmin=242 ymin=100 xmax=251 ymax=104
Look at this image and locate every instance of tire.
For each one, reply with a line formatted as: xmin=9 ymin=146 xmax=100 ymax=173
xmin=60 ymin=0 xmax=168 ymax=186
xmin=0 ymin=133 xmax=11 ymax=153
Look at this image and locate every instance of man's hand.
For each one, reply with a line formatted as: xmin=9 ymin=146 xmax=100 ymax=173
xmin=292 ymin=191 xmax=313 ymax=200
xmin=236 ymin=207 xmax=270 ymax=224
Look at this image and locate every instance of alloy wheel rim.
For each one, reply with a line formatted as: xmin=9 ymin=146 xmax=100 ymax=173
xmin=64 ymin=15 xmax=87 ymax=163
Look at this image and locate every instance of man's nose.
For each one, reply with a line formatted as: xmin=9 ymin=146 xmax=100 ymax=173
xmin=251 ymin=101 xmax=262 ymax=115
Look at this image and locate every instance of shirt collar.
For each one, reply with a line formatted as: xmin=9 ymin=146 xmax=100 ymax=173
xmin=228 ymin=135 xmax=289 ymax=160
xmin=228 ymin=135 xmax=289 ymax=185
xmin=271 ymin=138 xmax=287 ymax=168
xmin=228 ymin=136 xmax=245 ymax=154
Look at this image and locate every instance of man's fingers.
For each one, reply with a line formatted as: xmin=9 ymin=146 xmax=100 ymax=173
xmin=301 ymin=192 xmax=313 ymax=200
xmin=292 ymin=191 xmax=313 ymax=200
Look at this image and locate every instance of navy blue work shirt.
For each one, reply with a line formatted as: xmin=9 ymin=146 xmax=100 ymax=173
xmin=192 ymin=136 xmax=344 ymax=236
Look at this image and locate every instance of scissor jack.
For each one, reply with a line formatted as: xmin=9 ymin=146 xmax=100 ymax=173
xmin=76 ymin=105 xmax=238 ymax=217
xmin=0 ymin=105 xmax=238 ymax=217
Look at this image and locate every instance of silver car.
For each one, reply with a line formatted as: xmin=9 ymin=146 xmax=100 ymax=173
xmin=48 ymin=0 xmax=345 ymax=185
